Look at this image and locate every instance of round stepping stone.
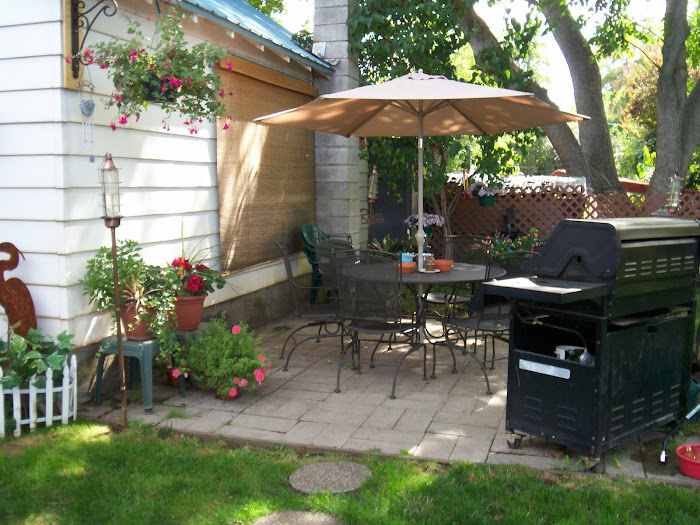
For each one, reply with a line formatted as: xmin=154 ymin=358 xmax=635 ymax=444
xmin=252 ymin=510 xmax=342 ymax=525
xmin=289 ymin=461 xmax=372 ymax=494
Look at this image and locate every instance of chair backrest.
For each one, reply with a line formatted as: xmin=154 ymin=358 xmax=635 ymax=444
xmin=444 ymin=234 xmax=489 ymax=264
xmin=316 ymin=238 xmax=355 ymax=289
xmin=337 ymin=249 xmax=402 ymax=323
xmin=276 ymin=241 xmax=301 ymax=311
xmin=301 ymin=223 xmax=328 ymax=251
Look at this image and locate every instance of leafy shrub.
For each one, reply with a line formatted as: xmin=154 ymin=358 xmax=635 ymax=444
xmin=0 ymin=329 xmax=74 ymax=389
xmin=171 ymin=314 xmax=269 ymax=397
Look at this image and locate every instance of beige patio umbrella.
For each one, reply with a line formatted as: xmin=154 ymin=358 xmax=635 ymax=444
xmin=255 ymin=71 xmax=587 ymax=269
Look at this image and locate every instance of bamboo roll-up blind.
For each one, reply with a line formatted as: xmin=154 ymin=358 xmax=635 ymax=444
xmin=217 ymin=69 xmax=315 ymax=274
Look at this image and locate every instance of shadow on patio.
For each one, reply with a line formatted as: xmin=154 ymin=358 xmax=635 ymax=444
xmin=80 ymin=316 xmax=700 ymax=482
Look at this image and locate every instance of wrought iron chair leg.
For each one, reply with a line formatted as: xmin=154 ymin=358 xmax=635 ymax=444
xmin=280 ymin=322 xmax=326 ymax=371
xmin=369 ymin=335 xmax=385 ymax=368
xmin=335 ymin=335 xmax=356 ymax=393
xmin=389 ymin=343 xmax=425 ymax=399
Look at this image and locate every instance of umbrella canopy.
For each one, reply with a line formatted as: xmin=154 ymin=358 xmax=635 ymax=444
xmin=255 ymin=71 xmax=588 ymax=269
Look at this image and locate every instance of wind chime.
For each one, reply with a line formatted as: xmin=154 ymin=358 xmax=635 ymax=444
xmin=79 ymin=81 xmax=96 ymax=162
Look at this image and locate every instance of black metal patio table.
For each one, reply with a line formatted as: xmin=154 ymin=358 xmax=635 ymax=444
xmin=341 ymin=262 xmax=506 ymax=342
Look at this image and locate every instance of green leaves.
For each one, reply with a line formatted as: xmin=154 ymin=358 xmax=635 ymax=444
xmin=0 ymin=329 xmax=74 ymax=389
xmin=85 ymin=2 xmax=229 ymax=130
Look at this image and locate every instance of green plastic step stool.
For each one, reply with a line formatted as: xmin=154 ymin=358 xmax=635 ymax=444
xmin=95 ymin=337 xmax=159 ymax=414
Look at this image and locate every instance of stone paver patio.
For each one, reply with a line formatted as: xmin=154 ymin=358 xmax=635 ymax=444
xmin=81 ymin=316 xmax=700 ymax=484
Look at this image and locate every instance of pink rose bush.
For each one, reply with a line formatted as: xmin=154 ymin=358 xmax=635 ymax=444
xmin=170 ymin=313 xmax=268 ymax=398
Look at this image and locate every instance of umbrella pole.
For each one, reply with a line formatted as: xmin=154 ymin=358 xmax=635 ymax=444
xmin=416 ymin=110 xmax=426 ymax=347
xmin=416 ymin=111 xmax=425 ymax=270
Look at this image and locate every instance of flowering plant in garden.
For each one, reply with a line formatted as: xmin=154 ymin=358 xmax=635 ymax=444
xmin=404 ymin=213 xmax=445 ymax=229
xmin=170 ymin=314 xmax=269 ymax=398
xmin=73 ymin=1 xmax=232 ymax=133
xmin=479 ymin=228 xmax=546 ymax=255
xmin=167 ymin=256 xmax=226 ymax=296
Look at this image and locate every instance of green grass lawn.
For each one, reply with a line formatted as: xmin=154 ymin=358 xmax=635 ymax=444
xmin=1 ymin=422 xmax=698 ymax=525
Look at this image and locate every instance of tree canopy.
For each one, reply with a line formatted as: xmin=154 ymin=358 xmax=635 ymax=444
xmin=348 ymin=0 xmax=700 ymax=194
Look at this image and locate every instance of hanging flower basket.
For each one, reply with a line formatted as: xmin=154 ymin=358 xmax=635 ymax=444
xmin=74 ymin=2 xmax=232 ymax=133
xmin=478 ymin=195 xmax=496 ymax=207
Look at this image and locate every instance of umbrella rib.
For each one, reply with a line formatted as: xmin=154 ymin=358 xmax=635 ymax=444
xmin=449 ymin=101 xmax=489 ymax=135
xmin=391 ymin=100 xmax=420 ymax=117
xmin=343 ymin=101 xmax=392 ymax=136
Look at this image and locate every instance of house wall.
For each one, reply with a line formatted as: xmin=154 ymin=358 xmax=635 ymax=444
xmin=0 ymin=0 xmax=316 ymax=353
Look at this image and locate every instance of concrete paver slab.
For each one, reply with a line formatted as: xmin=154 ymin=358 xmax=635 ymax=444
xmin=81 ymin=315 xmax=699 ymax=483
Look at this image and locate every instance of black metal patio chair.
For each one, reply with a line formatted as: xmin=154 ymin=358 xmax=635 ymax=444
xmin=334 ymin=249 xmax=437 ymax=399
xmin=276 ymin=242 xmax=344 ymax=371
xmin=424 ymin=234 xmax=489 ymax=339
xmin=434 ymin=250 xmax=538 ymax=393
xmin=315 ymin=237 xmax=356 ymax=297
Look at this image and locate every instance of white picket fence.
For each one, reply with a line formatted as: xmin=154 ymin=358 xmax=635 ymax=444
xmin=0 ymin=355 xmax=78 ymax=438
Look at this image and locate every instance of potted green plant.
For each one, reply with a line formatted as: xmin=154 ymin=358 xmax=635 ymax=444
xmin=80 ymin=240 xmax=175 ymax=341
xmin=77 ymin=1 xmax=232 ymax=133
xmin=163 ymin=238 xmax=227 ymax=331
xmin=170 ymin=314 xmax=269 ymax=399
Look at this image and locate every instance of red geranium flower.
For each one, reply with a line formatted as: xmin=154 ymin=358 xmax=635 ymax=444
xmin=172 ymin=257 xmax=192 ymax=271
xmin=185 ymin=275 xmax=204 ymax=293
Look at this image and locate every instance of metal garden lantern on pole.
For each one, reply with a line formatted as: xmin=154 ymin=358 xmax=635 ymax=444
xmin=98 ymin=153 xmax=127 ymax=428
xmin=367 ymin=166 xmax=379 ymax=243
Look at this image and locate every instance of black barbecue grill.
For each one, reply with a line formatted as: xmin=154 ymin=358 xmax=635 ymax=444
xmin=480 ymin=217 xmax=700 ymax=457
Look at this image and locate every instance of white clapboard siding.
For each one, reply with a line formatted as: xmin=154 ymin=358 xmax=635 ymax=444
xmin=0 ymin=155 xmax=64 ymax=188
xmin=0 ymin=1 xmax=303 ymax=343
xmin=0 ymin=21 xmax=63 ymax=58
xmin=0 ymin=90 xmax=64 ymax=124
xmin=0 ymin=355 xmax=77 ymax=438
xmin=0 ymin=56 xmax=64 ymax=91
xmin=0 ymin=0 xmax=60 ymax=26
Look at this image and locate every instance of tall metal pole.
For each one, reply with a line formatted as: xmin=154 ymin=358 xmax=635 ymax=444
xmin=106 ymin=217 xmax=127 ymax=428
xmin=416 ymin=106 xmax=426 ymax=346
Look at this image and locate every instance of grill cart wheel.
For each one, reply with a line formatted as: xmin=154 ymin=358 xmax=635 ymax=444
xmin=507 ymin=433 xmax=524 ymax=449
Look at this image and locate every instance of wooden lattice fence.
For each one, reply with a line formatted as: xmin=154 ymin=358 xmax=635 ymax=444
xmin=431 ymin=184 xmax=700 ymax=257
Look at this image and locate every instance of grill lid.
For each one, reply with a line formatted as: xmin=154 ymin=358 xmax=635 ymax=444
xmin=529 ymin=218 xmax=700 ymax=282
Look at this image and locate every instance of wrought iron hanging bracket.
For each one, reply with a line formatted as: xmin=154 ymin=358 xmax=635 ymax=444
xmin=71 ymin=0 xmax=118 ymax=79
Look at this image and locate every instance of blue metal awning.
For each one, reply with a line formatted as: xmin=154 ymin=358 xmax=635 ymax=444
xmin=183 ymin=0 xmax=332 ymax=76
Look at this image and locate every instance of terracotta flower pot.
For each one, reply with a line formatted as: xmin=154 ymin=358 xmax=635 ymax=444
xmin=120 ymin=302 xmax=155 ymax=341
xmin=216 ymin=389 xmax=242 ymax=400
xmin=173 ymin=294 xmax=206 ymax=331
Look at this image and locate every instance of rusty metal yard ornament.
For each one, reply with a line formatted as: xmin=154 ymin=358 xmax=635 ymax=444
xmin=0 ymin=242 xmax=38 ymax=337
xmin=99 ymin=153 xmax=127 ymax=428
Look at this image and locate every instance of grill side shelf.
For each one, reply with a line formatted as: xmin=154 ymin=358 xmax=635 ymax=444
xmin=481 ymin=277 xmax=608 ymax=304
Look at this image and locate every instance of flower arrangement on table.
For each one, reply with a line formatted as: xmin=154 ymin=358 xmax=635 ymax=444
xmin=466 ymin=174 xmax=506 ymax=198
xmin=73 ymin=1 xmax=232 ymax=133
xmin=170 ymin=314 xmax=269 ymax=398
xmin=479 ymin=228 xmax=546 ymax=255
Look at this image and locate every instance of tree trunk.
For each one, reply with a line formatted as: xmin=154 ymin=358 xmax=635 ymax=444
xmin=532 ymin=1 xmax=622 ymax=193
xmin=459 ymin=4 xmax=622 ymax=193
xmin=649 ymin=0 xmax=691 ymax=193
